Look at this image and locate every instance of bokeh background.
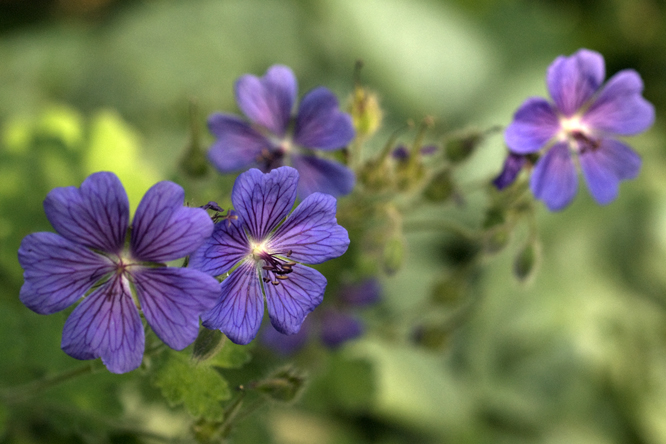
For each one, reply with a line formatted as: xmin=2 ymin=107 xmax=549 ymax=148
xmin=1 ymin=0 xmax=666 ymax=443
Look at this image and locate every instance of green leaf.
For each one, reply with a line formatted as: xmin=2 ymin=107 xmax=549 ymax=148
xmin=208 ymin=337 xmax=253 ymax=369
xmin=151 ymin=350 xmax=231 ymax=420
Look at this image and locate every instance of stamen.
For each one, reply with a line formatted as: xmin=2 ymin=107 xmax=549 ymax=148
xmin=257 ymin=250 xmax=297 ymax=286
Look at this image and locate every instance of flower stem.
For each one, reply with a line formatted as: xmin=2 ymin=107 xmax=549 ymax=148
xmin=1 ymin=360 xmax=104 ymax=404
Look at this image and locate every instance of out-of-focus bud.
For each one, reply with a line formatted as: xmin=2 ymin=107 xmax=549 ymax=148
xmin=482 ymin=207 xmax=511 ymax=254
xmin=382 ymin=233 xmax=406 ymax=275
xmin=349 ymin=86 xmax=382 ymax=139
xmin=412 ymin=323 xmax=450 ymax=350
xmin=430 ymin=271 xmax=467 ymax=306
xmin=513 ymin=237 xmax=540 ymax=282
xmin=358 ymin=158 xmax=394 ymax=192
xmin=444 ymin=132 xmax=482 ymax=164
xmin=422 ymin=169 xmax=454 ymax=202
xmin=254 ymin=366 xmax=307 ymax=403
xmin=179 ymin=99 xmax=209 ymax=178
xmin=445 ymin=126 xmax=500 ymax=164
xmin=484 ymin=226 xmax=511 ymax=254
xmin=192 ymin=328 xmax=226 ymax=362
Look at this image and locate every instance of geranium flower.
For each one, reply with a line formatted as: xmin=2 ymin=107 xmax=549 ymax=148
xmin=207 ymin=65 xmax=356 ymax=198
xmin=18 ymin=172 xmax=220 ymax=373
xmin=189 ymin=166 xmax=350 ymax=345
xmin=504 ymin=49 xmax=655 ymax=210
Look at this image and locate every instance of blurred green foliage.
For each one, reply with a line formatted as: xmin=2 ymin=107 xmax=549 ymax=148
xmin=1 ymin=0 xmax=666 ymax=443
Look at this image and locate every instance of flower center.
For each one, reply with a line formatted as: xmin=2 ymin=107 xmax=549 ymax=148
xmin=559 ymin=116 xmax=599 ymax=153
xmin=251 ymin=244 xmax=295 ymax=286
xmin=113 ymin=251 xmax=138 ymax=277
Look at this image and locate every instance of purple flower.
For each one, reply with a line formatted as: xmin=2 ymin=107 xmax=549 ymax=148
xmin=319 ymin=310 xmax=364 ymax=349
xmin=392 ymin=144 xmax=438 ymax=161
xmin=261 ymin=317 xmax=312 ymax=356
xmin=260 ymin=278 xmax=381 ymax=354
xmin=505 ymin=49 xmax=655 ymax=211
xmin=17 ymin=172 xmax=220 ymax=374
xmin=207 ymin=65 xmax=356 ymax=199
xmin=337 ymin=278 xmax=381 ymax=307
xmin=189 ymin=166 xmax=350 ymax=345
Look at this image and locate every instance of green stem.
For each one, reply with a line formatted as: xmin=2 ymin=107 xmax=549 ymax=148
xmin=1 ymin=360 xmax=104 ymax=404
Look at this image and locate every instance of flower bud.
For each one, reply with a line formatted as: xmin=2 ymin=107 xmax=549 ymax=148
xmin=422 ymin=169 xmax=454 ymax=202
xmin=254 ymin=366 xmax=307 ymax=403
xmin=412 ymin=323 xmax=450 ymax=350
xmin=382 ymin=234 xmax=406 ymax=275
xmin=513 ymin=238 xmax=540 ymax=282
xmin=192 ymin=328 xmax=226 ymax=362
xmin=430 ymin=272 xmax=466 ymax=306
xmin=348 ymin=86 xmax=382 ymax=139
xmin=444 ymin=132 xmax=482 ymax=164
xmin=484 ymin=226 xmax=511 ymax=254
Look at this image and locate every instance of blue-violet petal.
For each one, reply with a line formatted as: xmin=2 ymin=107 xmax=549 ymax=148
xmin=293 ymin=87 xmax=355 ymax=150
xmin=235 ymin=65 xmax=297 ymax=137
xmin=44 ymin=171 xmax=129 ymax=254
xmin=530 ymin=142 xmax=578 ymax=211
xmin=268 ymin=192 xmax=349 ymax=265
xmin=130 ymin=181 xmax=213 ymax=263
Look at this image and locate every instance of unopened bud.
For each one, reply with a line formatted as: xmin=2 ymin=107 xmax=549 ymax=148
xmin=422 ymin=170 xmax=454 ymax=202
xmin=192 ymin=328 xmax=226 ymax=362
xmin=430 ymin=272 xmax=466 ymax=306
xmin=444 ymin=132 xmax=482 ymax=164
xmin=254 ymin=366 xmax=307 ymax=403
xmin=412 ymin=324 xmax=450 ymax=350
xmin=513 ymin=238 xmax=540 ymax=282
xmin=484 ymin=226 xmax=511 ymax=254
xmin=349 ymin=86 xmax=382 ymax=139
xmin=382 ymin=234 xmax=406 ymax=275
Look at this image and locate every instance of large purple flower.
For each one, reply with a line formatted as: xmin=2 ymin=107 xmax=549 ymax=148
xmin=207 ymin=65 xmax=356 ymax=199
xmin=18 ymin=172 xmax=220 ymax=374
xmin=189 ymin=166 xmax=350 ymax=345
xmin=504 ymin=49 xmax=655 ymax=211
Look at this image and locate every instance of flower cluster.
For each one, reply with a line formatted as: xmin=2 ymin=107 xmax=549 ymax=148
xmin=16 ymin=53 xmax=655 ymax=375
xmin=207 ymin=65 xmax=356 ymax=199
xmin=18 ymin=166 xmax=349 ymax=372
xmin=497 ymin=49 xmax=655 ymax=210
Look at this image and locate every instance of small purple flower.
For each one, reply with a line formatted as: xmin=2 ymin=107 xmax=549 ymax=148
xmin=319 ymin=310 xmax=364 ymax=349
xmin=392 ymin=144 xmax=438 ymax=161
xmin=505 ymin=49 xmax=655 ymax=211
xmin=261 ymin=278 xmax=381 ymax=354
xmin=337 ymin=279 xmax=382 ymax=307
xmin=17 ymin=172 xmax=221 ymax=374
xmin=189 ymin=166 xmax=350 ymax=345
xmin=207 ymin=65 xmax=356 ymax=199
xmin=261 ymin=317 xmax=312 ymax=356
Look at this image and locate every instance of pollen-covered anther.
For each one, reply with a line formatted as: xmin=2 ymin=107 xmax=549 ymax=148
xmin=258 ymin=250 xmax=297 ymax=286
